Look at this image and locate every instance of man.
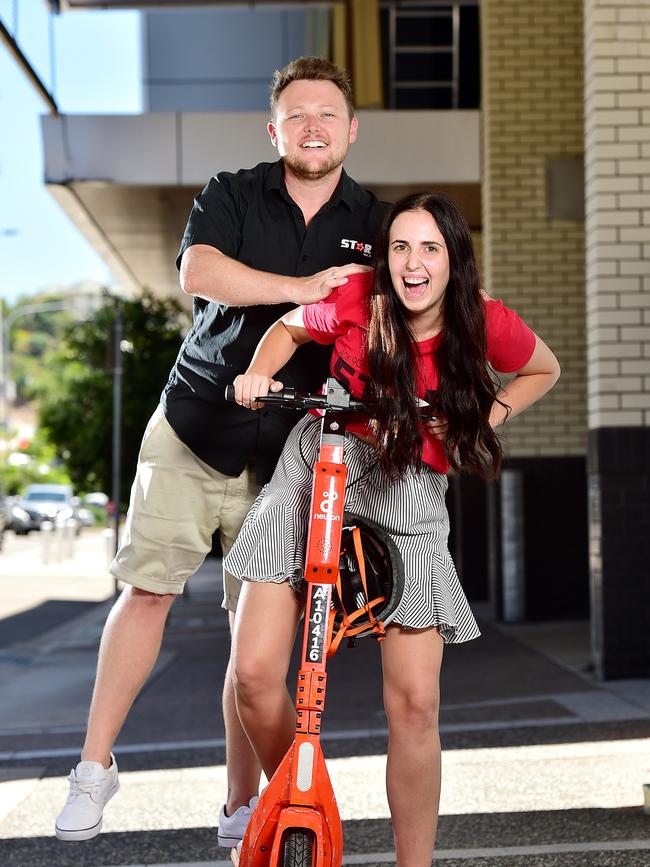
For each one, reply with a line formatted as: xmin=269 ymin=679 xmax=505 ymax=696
xmin=55 ymin=56 xmax=385 ymax=847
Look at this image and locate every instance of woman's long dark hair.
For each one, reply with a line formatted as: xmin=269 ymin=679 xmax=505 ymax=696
xmin=367 ymin=192 xmax=507 ymax=479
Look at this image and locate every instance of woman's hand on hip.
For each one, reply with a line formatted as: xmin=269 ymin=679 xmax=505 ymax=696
xmin=426 ymin=417 xmax=448 ymax=441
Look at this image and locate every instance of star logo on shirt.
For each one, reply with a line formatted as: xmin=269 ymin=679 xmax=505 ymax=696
xmin=340 ymin=238 xmax=372 ymax=258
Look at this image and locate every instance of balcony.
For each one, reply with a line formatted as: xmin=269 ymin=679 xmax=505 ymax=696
xmin=42 ymin=109 xmax=480 ymax=298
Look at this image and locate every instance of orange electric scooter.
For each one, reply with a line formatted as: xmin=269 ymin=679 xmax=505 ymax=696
xmin=225 ymin=377 xmax=376 ymax=867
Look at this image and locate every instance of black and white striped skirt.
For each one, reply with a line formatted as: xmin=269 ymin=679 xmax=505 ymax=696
xmin=224 ymin=415 xmax=480 ymax=643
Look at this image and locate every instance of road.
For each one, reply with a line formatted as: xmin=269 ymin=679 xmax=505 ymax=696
xmin=1 ymin=531 xmax=650 ymax=866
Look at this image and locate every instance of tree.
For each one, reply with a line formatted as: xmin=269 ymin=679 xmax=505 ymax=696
xmin=0 ymin=434 xmax=71 ymax=496
xmin=8 ymin=290 xmax=77 ymax=405
xmin=38 ymin=291 xmax=189 ymax=502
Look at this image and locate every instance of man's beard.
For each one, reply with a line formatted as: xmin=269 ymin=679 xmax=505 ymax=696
xmin=283 ymin=149 xmax=345 ymax=181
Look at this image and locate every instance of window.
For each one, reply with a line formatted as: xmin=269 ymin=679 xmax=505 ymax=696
xmin=380 ymin=1 xmax=480 ymax=109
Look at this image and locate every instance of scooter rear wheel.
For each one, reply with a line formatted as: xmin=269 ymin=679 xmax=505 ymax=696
xmin=282 ymin=830 xmax=314 ymax=867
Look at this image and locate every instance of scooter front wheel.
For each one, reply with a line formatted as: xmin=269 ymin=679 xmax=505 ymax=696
xmin=282 ymin=830 xmax=314 ymax=867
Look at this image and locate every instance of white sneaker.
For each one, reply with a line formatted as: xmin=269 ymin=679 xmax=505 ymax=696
xmin=55 ymin=753 xmax=119 ymax=841
xmin=217 ymin=795 xmax=259 ymax=847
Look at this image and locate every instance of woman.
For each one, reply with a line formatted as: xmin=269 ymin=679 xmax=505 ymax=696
xmin=225 ymin=193 xmax=560 ymax=866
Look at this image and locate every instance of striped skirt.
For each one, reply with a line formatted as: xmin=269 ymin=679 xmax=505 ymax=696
xmin=224 ymin=414 xmax=480 ymax=643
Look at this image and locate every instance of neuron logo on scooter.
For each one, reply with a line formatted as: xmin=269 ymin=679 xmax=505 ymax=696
xmin=313 ymin=488 xmax=340 ymax=521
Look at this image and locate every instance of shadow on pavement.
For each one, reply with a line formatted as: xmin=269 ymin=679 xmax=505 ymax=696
xmin=0 ymin=826 xmax=221 ymax=867
xmin=0 ymin=601 xmax=98 ymax=649
xmin=1 ymin=808 xmax=648 ymax=867
xmin=3 ymin=715 xmax=650 ymax=785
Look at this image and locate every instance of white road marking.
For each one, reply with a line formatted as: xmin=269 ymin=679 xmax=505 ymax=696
xmin=1 ymin=739 xmax=649 ymax=840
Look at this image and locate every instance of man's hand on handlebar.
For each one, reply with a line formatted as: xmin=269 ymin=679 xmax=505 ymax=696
xmin=290 ymin=263 xmax=372 ymax=306
xmin=233 ymin=372 xmax=284 ymax=410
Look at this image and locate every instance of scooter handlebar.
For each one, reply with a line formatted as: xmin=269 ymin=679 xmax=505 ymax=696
xmin=225 ymin=381 xmax=437 ymax=418
xmin=224 ymin=382 xmax=372 ymax=414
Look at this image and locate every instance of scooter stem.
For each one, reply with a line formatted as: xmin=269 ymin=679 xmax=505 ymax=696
xmin=235 ymin=408 xmax=349 ymax=867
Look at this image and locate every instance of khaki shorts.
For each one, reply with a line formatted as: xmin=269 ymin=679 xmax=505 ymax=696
xmin=110 ymin=405 xmax=262 ymax=610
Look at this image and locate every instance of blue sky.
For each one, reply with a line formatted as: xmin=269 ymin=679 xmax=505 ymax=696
xmin=0 ymin=4 xmax=141 ymax=304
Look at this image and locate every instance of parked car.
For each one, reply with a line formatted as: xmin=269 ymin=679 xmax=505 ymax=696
xmin=18 ymin=484 xmax=82 ymax=534
xmin=78 ymin=506 xmax=96 ymax=528
xmin=5 ymin=497 xmax=32 ymax=535
xmin=84 ymin=491 xmax=109 ymax=509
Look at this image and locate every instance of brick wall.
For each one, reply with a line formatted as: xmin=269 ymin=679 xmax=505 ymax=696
xmin=584 ymin=0 xmax=650 ymax=678
xmin=584 ymin=0 xmax=650 ymax=428
xmin=481 ymin=0 xmax=587 ymax=457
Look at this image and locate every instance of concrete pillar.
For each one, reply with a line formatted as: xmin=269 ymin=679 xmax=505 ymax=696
xmin=584 ymin=0 xmax=650 ymax=678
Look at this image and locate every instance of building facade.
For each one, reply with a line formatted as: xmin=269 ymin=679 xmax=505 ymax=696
xmin=2 ymin=0 xmax=648 ymax=678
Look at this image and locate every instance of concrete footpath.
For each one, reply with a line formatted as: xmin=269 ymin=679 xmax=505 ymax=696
xmin=0 ymin=532 xmax=649 ymax=866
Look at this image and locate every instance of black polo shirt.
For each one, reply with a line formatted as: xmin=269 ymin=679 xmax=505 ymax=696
xmin=162 ymin=159 xmax=386 ymax=484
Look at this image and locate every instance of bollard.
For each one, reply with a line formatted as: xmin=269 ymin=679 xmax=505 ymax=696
xmin=57 ymin=516 xmax=68 ymax=560
xmin=102 ymin=528 xmax=115 ymax=570
xmin=41 ymin=521 xmax=53 ymax=564
xmin=62 ymin=518 xmax=77 ymax=559
xmin=500 ymin=468 xmax=526 ymax=623
xmin=54 ymin=513 xmax=67 ymax=561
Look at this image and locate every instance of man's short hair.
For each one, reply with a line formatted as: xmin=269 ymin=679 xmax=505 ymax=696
xmin=270 ymin=56 xmax=355 ymax=119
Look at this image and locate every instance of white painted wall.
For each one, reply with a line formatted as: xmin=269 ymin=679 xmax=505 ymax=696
xmin=584 ymin=0 xmax=650 ymax=430
xmin=42 ymin=110 xmax=481 ymax=186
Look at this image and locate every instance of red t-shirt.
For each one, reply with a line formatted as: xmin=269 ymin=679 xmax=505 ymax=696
xmin=301 ymin=271 xmax=536 ymax=473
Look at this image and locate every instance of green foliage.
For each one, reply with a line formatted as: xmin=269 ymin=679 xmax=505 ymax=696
xmin=8 ymin=292 xmax=77 ymax=405
xmin=85 ymin=503 xmax=109 ymax=528
xmin=0 ymin=453 xmax=70 ymax=497
xmin=38 ymin=290 xmax=188 ymax=504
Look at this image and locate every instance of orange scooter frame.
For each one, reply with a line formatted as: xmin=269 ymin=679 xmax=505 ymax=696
xmin=228 ymin=378 xmax=368 ymax=867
